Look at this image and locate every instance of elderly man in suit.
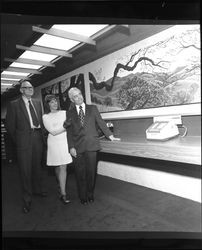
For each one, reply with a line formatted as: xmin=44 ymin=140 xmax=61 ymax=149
xmin=64 ymin=87 xmax=120 ymax=205
xmin=5 ymin=81 xmax=47 ymax=213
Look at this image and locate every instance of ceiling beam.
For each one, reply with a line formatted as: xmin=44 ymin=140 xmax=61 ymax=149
xmin=116 ymin=25 xmax=130 ymax=35
xmin=51 ymin=25 xmax=118 ymax=64
xmin=16 ymin=44 xmax=73 ymax=58
xmin=32 ymin=26 xmax=96 ymax=45
xmin=3 ymin=67 xmax=42 ymax=74
xmin=91 ymin=25 xmax=117 ymax=38
xmin=1 ymin=74 xmax=31 ymax=80
xmin=4 ymin=58 xmax=55 ymax=67
xmin=68 ymin=25 xmax=117 ymax=54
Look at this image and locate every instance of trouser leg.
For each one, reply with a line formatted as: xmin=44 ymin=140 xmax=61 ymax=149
xmin=17 ymin=148 xmax=32 ymax=205
xmin=73 ymin=153 xmax=87 ymax=201
xmin=85 ymin=151 xmax=97 ymax=199
xmin=31 ymin=131 xmax=44 ymax=193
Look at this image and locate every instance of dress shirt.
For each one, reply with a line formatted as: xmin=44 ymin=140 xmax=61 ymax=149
xmin=76 ymin=103 xmax=86 ymax=115
xmin=22 ymin=96 xmax=40 ymax=128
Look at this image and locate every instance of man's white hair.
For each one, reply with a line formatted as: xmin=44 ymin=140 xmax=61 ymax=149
xmin=20 ymin=80 xmax=32 ymax=88
xmin=68 ymin=87 xmax=81 ymax=102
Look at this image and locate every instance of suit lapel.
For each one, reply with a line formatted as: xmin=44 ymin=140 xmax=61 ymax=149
xmin=72 ymin=107 xmax=80 ymax=123
xmin=19 ymin=98 xmax=31 ymax=125
xmin=84 ymin=105 xmax=90 ymax=125
xmin=32 ymin=99 xmax=38 ymax=114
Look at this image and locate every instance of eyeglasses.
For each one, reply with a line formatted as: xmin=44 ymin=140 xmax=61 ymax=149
xmin=21 ymin=87 xmax=33 ymax=90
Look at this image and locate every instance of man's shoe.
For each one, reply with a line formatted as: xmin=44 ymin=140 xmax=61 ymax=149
xmin=88 ymin=197 xmax=94 ymax=203
xmin=22 ymin=202 xmax=31 ymax=214
xmin=33 ymin=192 xmax=47 ymax=197
xmin=80 ymin=200 xmax=88 ymax=205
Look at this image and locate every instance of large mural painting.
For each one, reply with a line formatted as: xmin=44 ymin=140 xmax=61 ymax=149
xmin=89 ymin=25 xmax=200 ymax=113
xmin=41 ymin=73 xmax=85 ymax=111
xmin=41 ymin=25 xmax=200 ymax=116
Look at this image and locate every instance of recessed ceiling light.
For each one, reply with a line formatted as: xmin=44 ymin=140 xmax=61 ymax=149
xmin=1 ymin=83 xmax=14 ymax=86
xmin=1 ymin=78 xmax=21 ymax=81
xmin=10 ymin=62 xmax=42 ymax=69
xmin=20 ymin=51 xmax=57 ymax=62
xmin=2 ymin=71 xmax=30 ymax=76
xmin=34 ymin=34 xmax=79 ymax=50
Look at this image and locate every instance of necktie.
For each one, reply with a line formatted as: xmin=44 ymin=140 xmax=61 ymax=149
xmin=79 ymin=106 xmax=85 ymax=126
xmin=28 ymin=100 xmax=39 ymax=127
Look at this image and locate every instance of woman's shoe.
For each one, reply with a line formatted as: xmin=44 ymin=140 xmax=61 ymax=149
xmin=60 ymin=195 xmax=71 ymax=204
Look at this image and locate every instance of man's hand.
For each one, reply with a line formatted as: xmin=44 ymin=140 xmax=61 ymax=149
xmin=70 ymin=148 xmax=77 ymax=158
xmin=109 ymin=135 xmax=121 ymax=141
xmin=63 ymin=118 xmax=72 ymax=129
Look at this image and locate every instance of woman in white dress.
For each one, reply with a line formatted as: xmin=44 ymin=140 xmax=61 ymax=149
xmin=42 ymin=95 xmax=72 ymax=204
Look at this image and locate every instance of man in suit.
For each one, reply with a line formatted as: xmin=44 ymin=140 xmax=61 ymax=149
xmin=5 ymin=81 xmax=47 ymax=213
xmin=64 ymin=87 xmax=120 ymax=205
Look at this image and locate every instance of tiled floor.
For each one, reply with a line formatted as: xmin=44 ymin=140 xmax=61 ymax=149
xmin=2 ymin=162 xmax=201 ymax=232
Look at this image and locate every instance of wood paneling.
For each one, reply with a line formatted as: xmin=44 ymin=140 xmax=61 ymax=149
xmin=100 ymin=115 xmax=201 ymax=165
xmin=100 ymin=136 xmax=201 ymax=165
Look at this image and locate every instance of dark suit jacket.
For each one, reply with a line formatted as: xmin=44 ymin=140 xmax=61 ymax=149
xmin=5 ymin=97 xmax=45 ymax=150
xmin=67 ymin=104 xmax=112 ymax=153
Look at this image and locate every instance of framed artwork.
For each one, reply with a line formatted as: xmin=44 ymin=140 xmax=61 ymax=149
xmin=87 ymin=25 xmax=200 ymax=119
xmin=41 ymin=73 xmax=86 ymax=111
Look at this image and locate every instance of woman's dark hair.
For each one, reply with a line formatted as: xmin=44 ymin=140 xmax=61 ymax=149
xmin=44 ymin=94 xmax=60 ymax=114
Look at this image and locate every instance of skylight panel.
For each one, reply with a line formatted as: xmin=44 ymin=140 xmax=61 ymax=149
xmin=1 ymin=78 xmax=21 ymax=81
xmin=10 ymin=62 xmax=42 ymax=70
xmin=34 ymin=34 xmax=79 ymax=50
xmin=52 ymin=25 xmax=108 ymax=37
xmin=1 ymin=82 xmax=15 ymax=86
xmin=1 ymin=71 xmax=30 ymax=76
xmin=20 ymin=51 xmax=57 ymax=62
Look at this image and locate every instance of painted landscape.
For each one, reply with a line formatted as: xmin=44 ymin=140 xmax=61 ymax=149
xmin=90 ymin=25 xmax=200 ymax=113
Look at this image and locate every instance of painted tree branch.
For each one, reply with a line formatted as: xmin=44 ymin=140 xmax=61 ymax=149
xmin=90 ymin=56 xmax=165 ymax=91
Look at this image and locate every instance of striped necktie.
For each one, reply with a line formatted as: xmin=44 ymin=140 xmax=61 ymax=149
xmin=28 ymin=100 xmax=39 ymax=127
xmin=79 ymin=106 xmax=85 ymax=126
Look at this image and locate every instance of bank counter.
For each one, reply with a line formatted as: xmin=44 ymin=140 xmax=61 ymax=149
xmin=100 ymin=135 xmax=201 ymax=165
xmin=98 ymin=133 xmax=201 ymax=203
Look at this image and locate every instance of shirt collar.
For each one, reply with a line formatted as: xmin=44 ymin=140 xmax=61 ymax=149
xmin=22 ymin=95 xmax=32 ymax=105
xmin=76 ymin=103 xmax=85 ymax=113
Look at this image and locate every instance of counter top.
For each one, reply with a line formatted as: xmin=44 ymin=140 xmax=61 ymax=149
xmin=100 ymin=136 xmax=201 ymax=165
